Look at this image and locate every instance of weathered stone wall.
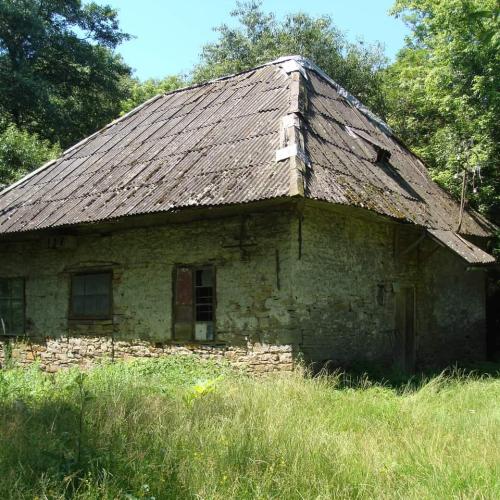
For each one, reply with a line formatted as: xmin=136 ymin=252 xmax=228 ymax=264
xmin=0 ymin=337 xmax=294 ymax=373
xmin=288 ymin=204 xmax=487 ymax=369
xmin=0 ymin=209 xmax=298 ymax=372
xmin=0 ymin=202 xmax=488 ymax=373
xmin=418 ymin=241 xmax=487 ymax=367
xmin=289 ymin=205 xmax=400 ymax=367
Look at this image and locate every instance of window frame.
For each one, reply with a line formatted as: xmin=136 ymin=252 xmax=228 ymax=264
xmin=68 ymin=271 xmax=113 ymax=321
xmin=0 ymin=276 xmax=26 ymax=337
xmin=172 ymin=264 xmax=217 ymax=342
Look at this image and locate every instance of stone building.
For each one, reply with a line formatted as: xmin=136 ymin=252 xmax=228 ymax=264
xmin=0 ymin=56 xmax=496 ymax=373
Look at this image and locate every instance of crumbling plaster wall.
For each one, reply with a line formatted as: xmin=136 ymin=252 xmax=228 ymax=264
xmin=0 ymin=209 xmax=298 ymax=371
xmin=289 ymin=204 xmax=400 ymax=367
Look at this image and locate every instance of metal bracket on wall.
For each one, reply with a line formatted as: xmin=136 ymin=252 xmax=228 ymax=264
xmin=220 ymin=216 xmax=256 ymax=261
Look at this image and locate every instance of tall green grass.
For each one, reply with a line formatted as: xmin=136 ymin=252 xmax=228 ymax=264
xmin=0 ymin=357 xmax=499 ymax=499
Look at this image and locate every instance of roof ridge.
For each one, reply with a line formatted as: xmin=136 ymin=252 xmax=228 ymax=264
xmin=161 ymin=55 xmax=392 ymax=137
xmin=274 ymin=70 xmax=309 ymax=197
xmin=269 ymin=55 xmax=392 ymax=135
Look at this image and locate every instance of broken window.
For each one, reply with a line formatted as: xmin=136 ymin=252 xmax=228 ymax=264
xmin=173 ymin=266 xmax=215 ymax=342
xmin=70 ymin=272 xmax=112 ymax=319
xmin=0 ymin=278 xmax=25 ymax=335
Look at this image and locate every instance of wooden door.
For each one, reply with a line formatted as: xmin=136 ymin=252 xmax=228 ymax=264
xmin=395 ymin=286 xmax=416 ymax=373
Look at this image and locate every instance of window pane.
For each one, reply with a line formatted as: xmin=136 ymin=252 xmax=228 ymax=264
xmin=195 ymin=287 xmax=213 ymax=303
xmin=10 ymin=279 xmax=24 ymax=298
xmin=72 ymin=275 xmax=86 ymax=296
xmin=196 ymin=305 xmax=213 ymax=313
xmin=195 ymin=269 xmax=213 ymax=287
xmin=194 ymin=322 xmax=214 ymax=341
xmin=0 ymin=298 xmax=10 ymax=334
xmin=196 ymin=303 xmax=213 ymax=321
xmin=196 ymin=313 xmax=211 ymax=322
xmin=0 ymin=278 xmax=23 ymax=299
xmin=0 ymin=279 xmax=9 ymax=298
xmin=0 ymin=279 xmax=25 ymax=335
xmin=84 ymin=296 xmax=98 ymax=316
xmin=71 ymin=272 xmax=112 ymax=318
xmin=84 ymin=274 xmax=110 ymax=295
xmin=0 ymin=298 xmax=8 ymax=319
xmin=84 ymin=294 xmax=110 ymax=317
xmin=72 ymin=296 xmax=86 ymax=316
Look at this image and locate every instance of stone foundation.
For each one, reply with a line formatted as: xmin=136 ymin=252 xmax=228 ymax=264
xmin=0 ymin=336 xmax=295 ymax=373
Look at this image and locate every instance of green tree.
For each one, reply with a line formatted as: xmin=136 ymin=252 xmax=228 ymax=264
xmin=0 ymin=0 xmax=132 ymax=149
xmin=385 ymin=0 xmax=499 ymax=222
xmin=192 ymin=1 xmax=388 ymax=116
xmin=0 ymin=122 xmax=60 ymax=187
xmin=120 ymin=75 xmax=185 ymax=114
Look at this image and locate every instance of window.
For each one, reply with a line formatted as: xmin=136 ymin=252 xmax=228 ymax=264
xmin=70 ymin=272 xmax=112 ymax=319
xmin=0 ymin=278 xmax=25 ymax=335
xmin=173 ymin=266 xmax=215 ymax=341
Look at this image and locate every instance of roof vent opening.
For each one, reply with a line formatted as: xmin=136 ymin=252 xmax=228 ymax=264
xmin=376 ymin=147 xmax=391 ymax=164
xmin=345 ymin=125 xmax=391 ymax=164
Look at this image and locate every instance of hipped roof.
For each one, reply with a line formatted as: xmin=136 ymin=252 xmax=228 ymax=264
xmin=0 ymin=56 xmax=495 ymax=263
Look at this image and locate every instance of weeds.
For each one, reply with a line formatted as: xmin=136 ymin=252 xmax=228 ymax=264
xmin=0 ymin=357 xmax=499 ymax=499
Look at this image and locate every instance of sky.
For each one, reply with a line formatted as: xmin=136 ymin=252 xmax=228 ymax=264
xmin=106 ymin=0 xmax=410 ymax=81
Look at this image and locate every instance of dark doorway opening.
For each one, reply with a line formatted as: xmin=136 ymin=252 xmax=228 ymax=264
xmin=395 ymin=286 xmax=416 ymax=373
xmin=486 ymin=270 xmax=500 ymax=361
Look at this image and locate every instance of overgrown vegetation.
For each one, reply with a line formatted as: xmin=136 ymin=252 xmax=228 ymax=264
xmin=0 ymin=0 xmax=132 ymax=148
xmin=0 ymin=357 xmax=499 ymax=499
xmin=385 ymin=0 xmax=500 ymax=222
xmin=120 ymin=75 xmax=186 ymax=115
xmin=0 ymin=122 xmax=60 ymax=187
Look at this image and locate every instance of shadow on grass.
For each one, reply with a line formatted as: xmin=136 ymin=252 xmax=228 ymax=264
xmin=310 ymin=360 xmax=500 ymax=392
xmin=0 ymin=398 xmax=97 ymax=497
xmin=0 ymin=387 xmax=187 ymax=498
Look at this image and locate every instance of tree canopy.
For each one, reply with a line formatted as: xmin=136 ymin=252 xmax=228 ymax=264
xmin=384 ymin=0 xmax=499 ymax=222
xmin=192 ymin=1 xmax=388 ymax=116
xmin=120 ymin=75 xmax=185 ymax=115
xmin=0 ymin=0 xmax=132 ymax=148
xmin=0 ymin=121 xmax=60 ymax=187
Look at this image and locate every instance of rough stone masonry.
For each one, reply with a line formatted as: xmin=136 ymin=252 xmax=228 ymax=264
xmin=0 ymin=201 xmax=488 ymax=373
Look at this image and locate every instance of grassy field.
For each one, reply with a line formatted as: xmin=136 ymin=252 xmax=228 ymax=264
xmin=0 ymin=357 xmax=499 ymax=499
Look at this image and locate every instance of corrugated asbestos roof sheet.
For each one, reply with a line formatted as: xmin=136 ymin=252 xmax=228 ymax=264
xmin=300 ymin=65 xmax=495 ymax=239
xmin=0 ymin=56 xmax=496 ymax=253
xmin=0 ymin=65 xmax=291 ymax=233
xmin=427 ymin=229 xmax=496 ymax=264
